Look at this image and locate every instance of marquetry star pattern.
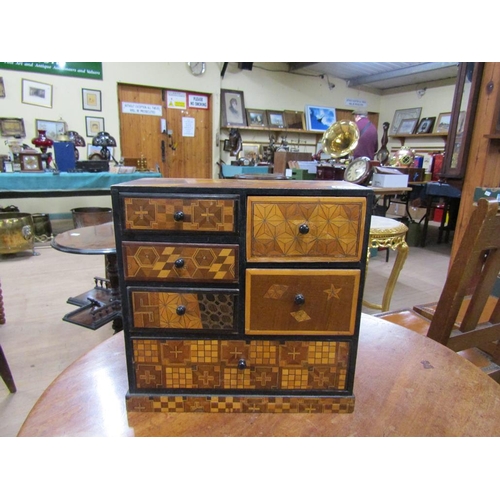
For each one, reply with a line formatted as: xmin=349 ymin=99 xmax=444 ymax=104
xmin=251 ymin=202 xmax=362 ymax=258
xmin=324 ymin=284 xmax=342 ymax=300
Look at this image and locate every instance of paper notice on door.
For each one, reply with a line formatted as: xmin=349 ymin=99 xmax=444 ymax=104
xmin=182 ymin=117 xmax=195 ymax=137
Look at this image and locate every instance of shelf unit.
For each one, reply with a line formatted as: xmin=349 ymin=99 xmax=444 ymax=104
xmin=390 ymin=133 xmax=448 ymax=146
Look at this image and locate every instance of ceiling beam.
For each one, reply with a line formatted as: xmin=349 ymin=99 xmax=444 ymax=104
xmin=347 ymin=62 xmax=459 ymax=87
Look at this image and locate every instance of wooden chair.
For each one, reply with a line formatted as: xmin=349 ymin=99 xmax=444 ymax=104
xmin=0 ymin=279 xmax=16 ymax=392
xmin=376 ymin=198 xmax=500 ymax=382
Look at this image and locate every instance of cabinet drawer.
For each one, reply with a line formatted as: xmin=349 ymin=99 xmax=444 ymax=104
xmin=129 ymin=288 xmax=238 ymax=333
xmin=132 ymin=338 xmax=350 ymax=391
xmin=122 ymin=242 xmax=238 ymax=283
xmin=245 ymin=269 xmax=360 ymax=335
xmin=247 ymin=196 xmax=366 ymax=262
xmin=123 ymin=196 xmax=236 ymax=232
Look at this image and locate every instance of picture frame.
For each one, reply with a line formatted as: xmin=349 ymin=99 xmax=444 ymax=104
xmin=19 ymin=152 xmax=43 ymax=172
xmin=21 ymin=78 xmax=53 ymax=108
xmin=82 ymin=88 xmax=102 ymax=111
xmin=0 ymin=118 xmax=26 ymax=137
xmin=35 ymin=119 xmax=66 ymax=141
xmin=87 ymin=144 xmax=113 ymax=159
xmin=436 ymin=112 xmax=452 ymax=133
xmin=416 ymin=117 xmax=436 ymax=134
xmin=238 ymin=143 xmax=261 ymax=161
xmin=266 ymin=110 xmax=285 ymax=128
xmin=245 ymin=109 xmax=268 ymax=127
xmin=3 ymin=160 xmax=13 ymax=173
xmin=284 ymin=110 xmax=305 ymax=130
xmin=85 ymin=116 xmax=105 ymax=137
xmin=396 ymin=118 xmax=418 ymax=135
xmin=390 ymin=107 xmax=422 ymax=135
xmin=0 ymin=77 xmax=5 ymax=98
xmin=305 ymin=105 xmax=337 ymax=132
xmin=221 ymin=89 xmax=246 ymax=127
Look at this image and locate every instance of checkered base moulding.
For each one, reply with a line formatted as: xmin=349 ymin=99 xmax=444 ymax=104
xmin=126 ymin=394 xmax=355 ymax=414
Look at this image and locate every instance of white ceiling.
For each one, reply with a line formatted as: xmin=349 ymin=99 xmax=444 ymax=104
xmin=288 ymin=62 xmax=459 ymax=92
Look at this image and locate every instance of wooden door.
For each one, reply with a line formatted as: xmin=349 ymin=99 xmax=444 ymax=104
xmin=164 ymin=89 xmax=212 ymax=178
xmin=118 ymin=84 xmax=212 ymax=178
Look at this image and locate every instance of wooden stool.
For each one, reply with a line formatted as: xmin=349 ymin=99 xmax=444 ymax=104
xmin=363 ymin=216 xmax=409 ymax=312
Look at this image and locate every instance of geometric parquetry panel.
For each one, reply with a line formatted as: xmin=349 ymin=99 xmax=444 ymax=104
xmin=247 ymin=196 xmax=366 ymax=261
xmin=126 ymin=394 xmax=356 ymax=414
xmin=124 ymin=197 xmax=235 ymax=232
xmin=132 ymin=338 xmax=349 ymax=391
xmin=131 ymin=290 xmax=236 ymax=331
xmin=122 ymin=243 xmax=238 ymax=282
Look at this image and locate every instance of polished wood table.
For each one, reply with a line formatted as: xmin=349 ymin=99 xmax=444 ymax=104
xmin=18 ymin=315 xmax=500 ymax=437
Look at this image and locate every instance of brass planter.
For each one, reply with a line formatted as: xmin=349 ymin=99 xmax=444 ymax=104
xmin=0 ymin=212 xmax=34 ymax=254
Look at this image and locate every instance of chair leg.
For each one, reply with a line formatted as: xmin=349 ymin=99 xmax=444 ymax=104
xmin=0 ymin=345 xmax=16 ymax=393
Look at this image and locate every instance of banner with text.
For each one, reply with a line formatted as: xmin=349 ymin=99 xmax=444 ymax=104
xmin=0 ymin=62 xmax=103 ymax=80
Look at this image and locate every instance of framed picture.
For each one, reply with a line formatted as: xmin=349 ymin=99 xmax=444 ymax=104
xmin=436 ymin=112 xmax=452 ymax=133
xmin=85 ymin=116 xmax=105 ymax=137
xmin=87 ymin=144 xmax=113 ymax=159
xmin=305 ymin=105 xmax=336 ymax=132
xmin=267 ymin=110 xmax=285 ymax=128
xmin=238 ymin=143 xmax=261 ymax=161
xmin=416 ymin=117 xmax=436 ymax=134
xmin=0 ymin=77 xmax=5 ymax=98
xmin=0 ymin=118 xmax=26 ymax=137
xmin=82 ymin=88 xmax=102 ymax=111
xmin=21 ymin=78 xmax=53 ymax=108
xmin=284 ymin=110 xmax=305 ymax=130
xmin=3 ymin=160 xmax=13 ymax=172
xmin=396 ymin=118 xmax=418 ymax=135
xmin=390 ymin=107 xmax=422 ymax=135
xmin=221 ymin=89 xmax=246 ymax=127
xmin=35 ymin=119 xmax=66 ymax=141
xmin=19 ymin=152 xmax=43 ymax=172
xmin=246 ymin=109 xmax=268 ymax=127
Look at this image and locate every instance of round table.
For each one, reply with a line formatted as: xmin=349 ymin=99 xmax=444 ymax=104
xmin=363 ymin=215 xmax=409 ymax=312
xmin=17 ymin=314 xmax=500 ymax=437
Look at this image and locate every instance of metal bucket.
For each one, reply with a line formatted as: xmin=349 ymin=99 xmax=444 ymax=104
xmin=32 ymin=213 xmax=53 ymax=240
xmin=0 ymin=212 xmax=34 ymax=254
xmin=71 ymin=207 xmax=113 ymax=228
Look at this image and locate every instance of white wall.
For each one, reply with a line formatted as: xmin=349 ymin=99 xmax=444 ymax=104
xmin=0 ymin=62 xmax=457 ymax=215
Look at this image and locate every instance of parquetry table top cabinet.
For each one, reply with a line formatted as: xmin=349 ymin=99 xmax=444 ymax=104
xmin=111 ymin=178 xmax=372 ymax=414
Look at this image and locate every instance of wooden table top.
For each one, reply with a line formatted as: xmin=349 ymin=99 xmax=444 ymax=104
xmin=18 ymin=314 xmax=500 ymax=437
xmin=51 ymin=222 xmax=115 ymax=255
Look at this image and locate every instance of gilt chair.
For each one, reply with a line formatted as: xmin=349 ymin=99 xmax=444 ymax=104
xmin=376 ymin=198 xmax=500 ymax=382
xmin=0 ymin=279 xmax=17 ymax=393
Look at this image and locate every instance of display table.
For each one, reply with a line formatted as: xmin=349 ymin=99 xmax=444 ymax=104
xmin=17 ymin=314 xmax=500 ymax=437
xmin=0 ymin=171 xmax=162 ymax=198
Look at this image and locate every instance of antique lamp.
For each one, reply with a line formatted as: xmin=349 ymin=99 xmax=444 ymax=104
xmin=66 ymin=130 xmax=86 ymax=160
xmin=92 ymin=132 xmax=116 ymax=160
xmin=32 ymin=129 xmax=54 ymax=168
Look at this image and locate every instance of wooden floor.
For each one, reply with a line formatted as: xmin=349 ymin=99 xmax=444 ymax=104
xmin=0 ymin=224 xmax=451 ymax=437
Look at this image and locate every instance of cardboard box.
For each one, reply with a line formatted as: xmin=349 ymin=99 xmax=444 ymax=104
xmin=372 ymin=173 xmax=409 ymax=188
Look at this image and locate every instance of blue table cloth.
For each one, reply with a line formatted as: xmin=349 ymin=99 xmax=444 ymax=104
xmin=0 ymin=172 xmax=161 ymax=195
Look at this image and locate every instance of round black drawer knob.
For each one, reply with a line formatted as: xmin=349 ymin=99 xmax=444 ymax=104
xmin=174 ymin=258 xmax=185 ymax=268
xmin=238 ymin=359 xmax=247 ymax=370
xmin=176 ymin=305 xmax=186 ymax=315
xmin=173 ymin=211 xmax=185 ymax=222
xmin=294 ymin=294 xmax=305 ymax=305
xmin=299 ymin=223 xmax=309 ymax=234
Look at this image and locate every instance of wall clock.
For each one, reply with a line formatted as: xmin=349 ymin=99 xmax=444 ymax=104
xmin=344 ymin=157 xmax=372 ymax=185
xmin=187 ymin=62 xmax=206 ymax=76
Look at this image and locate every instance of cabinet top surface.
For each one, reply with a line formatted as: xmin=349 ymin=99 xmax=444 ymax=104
xmin=112 ymin=178 xmax=372 ymax=193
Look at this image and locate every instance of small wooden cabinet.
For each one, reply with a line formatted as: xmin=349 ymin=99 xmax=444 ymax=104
xmin=111 ymin=179 xmax=372 ymax=413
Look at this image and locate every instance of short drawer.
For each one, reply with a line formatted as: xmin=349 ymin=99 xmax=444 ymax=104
xmin=247 ymin=196 xmax=366 ymax=262
xmin=132 ymin=338 xmax=350 ymax=391
xmin=245 ymin=269 xmax=360 ymax=335
xmin=122 ymin=242 xmax=238 ymax=283
xmin=129 ymin=288 xmax=238 ymax=333
xmin=123 ymin=195 xmax=236 ymax=232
